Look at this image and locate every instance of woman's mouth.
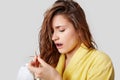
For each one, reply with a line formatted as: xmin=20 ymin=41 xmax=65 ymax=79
xmin=56 ymin=43 xmax=63 ymax=49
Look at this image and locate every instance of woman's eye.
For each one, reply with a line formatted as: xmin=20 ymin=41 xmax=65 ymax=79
xmin=59 ymin=29 xmax=65 ymax=32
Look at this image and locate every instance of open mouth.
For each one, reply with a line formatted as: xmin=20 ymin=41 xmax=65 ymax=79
xmin=56 ymin=43 xmax=63 ymax=49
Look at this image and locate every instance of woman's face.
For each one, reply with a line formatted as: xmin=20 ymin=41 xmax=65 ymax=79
xmin=52 ymin=15 xmax=81 ymax=55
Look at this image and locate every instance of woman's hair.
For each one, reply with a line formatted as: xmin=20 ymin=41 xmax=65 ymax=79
xmin=39 ymin=0 xmax=96 ymax=67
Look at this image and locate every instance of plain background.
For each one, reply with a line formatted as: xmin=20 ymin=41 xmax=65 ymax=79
xmin=0 ymin=0 xmax=119 ymax=80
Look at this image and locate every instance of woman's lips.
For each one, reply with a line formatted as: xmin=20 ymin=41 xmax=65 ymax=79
xmin=56 ymin=43 xmax=63 ymax=49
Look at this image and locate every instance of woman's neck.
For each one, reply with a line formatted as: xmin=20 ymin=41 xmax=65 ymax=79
xmin=65 ymin=43 xmax=81 ymax=68
xmin=65 ymin=49 xmax=77 ymax=68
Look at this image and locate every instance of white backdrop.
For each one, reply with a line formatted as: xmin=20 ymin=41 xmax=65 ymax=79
xmin=0 ymin=0 xmax=119 ymax=80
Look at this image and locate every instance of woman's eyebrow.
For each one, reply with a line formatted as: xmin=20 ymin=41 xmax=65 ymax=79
xmin=53 ymin=24 xmax=66 ymax=30
xmin=54 ymin=25 xmax=63 ymax=29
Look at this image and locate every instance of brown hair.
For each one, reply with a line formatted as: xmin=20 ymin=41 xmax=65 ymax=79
xmin=39 ymin=0 xmax=96 ymax=67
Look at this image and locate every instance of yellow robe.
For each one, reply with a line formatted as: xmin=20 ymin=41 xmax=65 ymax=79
xmin=56 ymin=44 xmax=114 ymax=80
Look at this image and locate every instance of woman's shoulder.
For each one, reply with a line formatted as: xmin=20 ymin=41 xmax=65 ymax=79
xmin=92 ymin=49 xmax=113 ymax=65
xmin=87 ymin=49 xmax=114 ymax=79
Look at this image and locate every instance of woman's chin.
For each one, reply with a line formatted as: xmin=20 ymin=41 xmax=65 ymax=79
xmin=58 ymin=49 xmax=67 ymax=54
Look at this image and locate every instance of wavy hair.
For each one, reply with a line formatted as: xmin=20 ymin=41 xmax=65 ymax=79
xmin=39 ymin=0 xmax=97 ymax=67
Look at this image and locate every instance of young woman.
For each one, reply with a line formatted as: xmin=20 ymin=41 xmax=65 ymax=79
xmin=22 ymin=0 xmax=114 ymax=80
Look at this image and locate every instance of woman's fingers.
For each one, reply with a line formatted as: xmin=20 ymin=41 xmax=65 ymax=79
xmin=29 ymin=56 xmax=39 ymax=67
xmin=28 ymin=56 xmax=52 ymax=79
xmin=27 ymin=57 xmax=45 ymax=77
xmin=28 ymin=62 xmax=37 ymax=73
xmin=37 ymin=57 xmax=48 ymax=67
xmin=28 ymin=57 xmax=61 ymax=80
xmin=28 ymin=63 xmax=42 ymax=75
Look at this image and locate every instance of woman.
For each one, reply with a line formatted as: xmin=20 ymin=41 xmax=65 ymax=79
xmin=22 ymin=0 xmax=114 ymax=80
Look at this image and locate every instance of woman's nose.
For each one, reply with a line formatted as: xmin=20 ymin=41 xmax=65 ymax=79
xmin=52 ymin=33 xmax=59 ymax=41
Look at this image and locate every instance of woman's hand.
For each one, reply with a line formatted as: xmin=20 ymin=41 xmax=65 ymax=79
xmin=27 ymin=56 xmax=62 ymax=80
